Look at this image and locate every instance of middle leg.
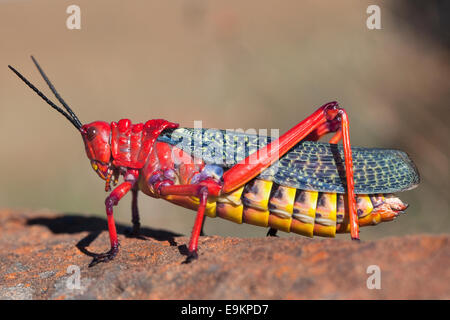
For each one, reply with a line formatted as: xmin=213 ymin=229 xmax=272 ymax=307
xmin=157 ymin=183 xmax=213 ymax=262
xmin=131 ymin=187 xmax=141 ymax=236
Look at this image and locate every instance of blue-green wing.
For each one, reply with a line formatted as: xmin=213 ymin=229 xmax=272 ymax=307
xmin=157 ymin=128 xmax=420 ymax=194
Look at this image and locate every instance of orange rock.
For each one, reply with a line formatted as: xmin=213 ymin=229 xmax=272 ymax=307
xmin=0 ymin=209 xmax=448 ymax=299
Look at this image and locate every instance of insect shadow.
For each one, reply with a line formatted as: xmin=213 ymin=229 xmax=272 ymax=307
xmin=26 ymin=214 xmax=182 ymax=258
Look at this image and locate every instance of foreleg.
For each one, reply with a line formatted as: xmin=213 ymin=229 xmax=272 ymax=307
xmin=89 ymin=169 xmax=139 ymax=267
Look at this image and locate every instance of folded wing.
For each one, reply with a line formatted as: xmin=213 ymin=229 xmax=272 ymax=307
xmin=157 ymin=128 xmax=420 ymax=194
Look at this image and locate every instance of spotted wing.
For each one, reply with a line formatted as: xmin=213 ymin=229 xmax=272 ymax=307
xmin=157 ymin=128 xmax=420 ymax=194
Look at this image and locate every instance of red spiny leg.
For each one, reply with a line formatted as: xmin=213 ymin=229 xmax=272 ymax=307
xmin=106 ymin=182 xmax=132 ymax=245
xmin=90 ymin=169 xmax=139 ymax=267
xmin=308 ymin=112 xmax=358 ymax=239
xmin=89 ymin=181 xmax=132 ymax=267
xmin=221 ymin=101 xmax=359 ymax=240
xmin=157 ymin=180 xmax=220 ymax=262
xmin=307 ymin=111 xmax=358 ymax=239
xmin=186 ymin=186 xmax=208 ymax=261
xmin=340 ymin=111 xmax=359 ymax=240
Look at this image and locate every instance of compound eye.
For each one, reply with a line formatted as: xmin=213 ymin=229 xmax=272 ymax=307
xmin=86 ymin=127 xmax=97 ymax=141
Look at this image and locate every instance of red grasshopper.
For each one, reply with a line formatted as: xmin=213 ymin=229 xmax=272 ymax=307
xmin=9 ymin=57 xmax=419 ymax=266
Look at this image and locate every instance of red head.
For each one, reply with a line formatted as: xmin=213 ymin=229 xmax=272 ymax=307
xmin=81 ymin=122 xmax=112 ymax=180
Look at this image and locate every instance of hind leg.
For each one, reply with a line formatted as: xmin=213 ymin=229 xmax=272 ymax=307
xmin=221 ymin=101 xmax=359 ymax=240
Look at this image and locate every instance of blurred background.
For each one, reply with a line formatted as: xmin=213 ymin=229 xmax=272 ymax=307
xmin=0 ymin=0 xmax=448 ymax=240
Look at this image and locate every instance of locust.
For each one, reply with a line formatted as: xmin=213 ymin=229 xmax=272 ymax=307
xmin=8 ymin=57 xmax=420 ymax=267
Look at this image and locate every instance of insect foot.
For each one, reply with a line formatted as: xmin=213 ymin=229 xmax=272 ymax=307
xmin=266 ymin=228 xmax=279 ymax=237
xmin=89 ymin=243 xmax=120 ymax=267
xmin=125 ymin=224 xmax=142 ymax=238
xmin=182 ymin=250 xmax=198 ymax=264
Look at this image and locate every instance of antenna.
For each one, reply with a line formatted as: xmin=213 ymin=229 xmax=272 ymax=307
xmin=30 ymin=56 xmax=82 ymax=128
xmin=8 ymin=58 xmax=82 ymax=131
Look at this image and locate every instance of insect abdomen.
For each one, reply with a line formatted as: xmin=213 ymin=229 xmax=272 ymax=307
xmin=211 ymin=178 xmax=409 ymax=238
xmin=153 ymin=143 xmax=409 ymax=238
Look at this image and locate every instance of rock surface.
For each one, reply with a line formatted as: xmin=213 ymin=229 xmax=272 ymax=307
xmin=0 ymin=209 xmax=448 ymax=299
